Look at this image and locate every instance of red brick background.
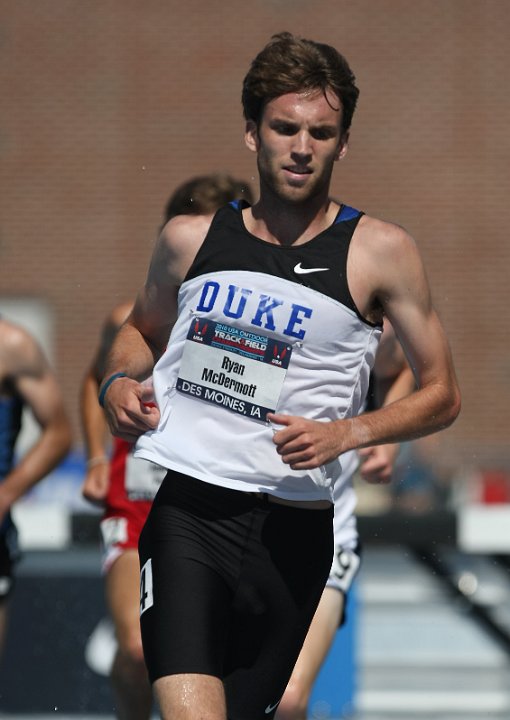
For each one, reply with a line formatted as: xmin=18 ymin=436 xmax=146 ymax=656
xmin=1 ymin=0 xmax=508 ymax=475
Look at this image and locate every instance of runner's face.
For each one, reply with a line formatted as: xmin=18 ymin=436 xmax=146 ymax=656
xmin=245 ymin=90 xmax=347 ymax=205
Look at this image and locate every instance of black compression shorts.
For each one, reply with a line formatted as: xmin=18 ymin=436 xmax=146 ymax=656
xmin=138 ymin=470 xmax=333 ymax=720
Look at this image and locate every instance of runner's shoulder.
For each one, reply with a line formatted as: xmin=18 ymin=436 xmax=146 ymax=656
xmin=160 ymin=213 xmax=214 ymax=254
xmin=356 ymin=214 xmax=416 ymax=256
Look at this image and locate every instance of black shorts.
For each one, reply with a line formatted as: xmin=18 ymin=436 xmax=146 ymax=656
xmin=138 ymin=471 xmax=333 ymax=720
xmin=0 ymin=523 xmax=20 ymax=601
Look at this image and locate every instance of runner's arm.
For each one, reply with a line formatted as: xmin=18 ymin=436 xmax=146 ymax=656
xmin=0 ymin=327 xmax=72 ymax=519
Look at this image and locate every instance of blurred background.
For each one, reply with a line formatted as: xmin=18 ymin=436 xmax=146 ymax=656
xmin=1 ymin=0 xmax=510 ymax=718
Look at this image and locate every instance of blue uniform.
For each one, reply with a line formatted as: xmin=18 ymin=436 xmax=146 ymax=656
xmin=0 ymin=394 xmax=22 ymax=597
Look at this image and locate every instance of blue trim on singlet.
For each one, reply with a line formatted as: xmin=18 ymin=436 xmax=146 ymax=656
xmin=0 ymin=396 xmax=22 ymax=537
xmin=335 ymin=205 xmax=361 ymax=223
xmin=229 ymin=199 xmax=361 ymax=224
xmin=0 ymin=397 xmax=22 ymax=482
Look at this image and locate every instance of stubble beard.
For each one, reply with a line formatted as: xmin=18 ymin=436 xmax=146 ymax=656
xmin=257 ymin=147 xmax=337 ymax=210
xmin=258 ymin=159 xmax=325 ymax=208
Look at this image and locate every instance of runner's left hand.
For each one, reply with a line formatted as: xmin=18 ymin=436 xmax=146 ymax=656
xmin=267 ymin=413 xmax=343 ymax=470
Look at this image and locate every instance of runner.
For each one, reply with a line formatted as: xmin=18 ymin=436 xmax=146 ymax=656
xmin=100 ymin=32 xmax=460 ymax=720
xmin=81 ymin=173 xmax=253 ymax=720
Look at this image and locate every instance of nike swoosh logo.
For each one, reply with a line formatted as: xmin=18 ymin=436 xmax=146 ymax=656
xmin=265 ymin=700 xmax=281 ymax=714
xmin=294 ymin=262 xmax=330 ymax=275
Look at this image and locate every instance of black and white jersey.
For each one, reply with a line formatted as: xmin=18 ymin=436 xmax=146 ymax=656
xmin=135 ymin=202 xmax=382 ymax=502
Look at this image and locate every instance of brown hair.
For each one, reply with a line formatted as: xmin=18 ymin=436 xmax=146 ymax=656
xmin=242 ymin=32 xmax=359 ymax=136
xmin=164 ymin=173 xmax=254 ymax=222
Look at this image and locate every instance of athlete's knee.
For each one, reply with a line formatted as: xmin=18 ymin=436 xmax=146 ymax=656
xmin=111 ymin=649 xmax=149 ymax=694
xmin=117 ymin=628 xmax=146 ymax=667
xmin=276 ymin=679 xmax=309 ymax=720
xmin=155 ymin=674 xmax=226 ymax=720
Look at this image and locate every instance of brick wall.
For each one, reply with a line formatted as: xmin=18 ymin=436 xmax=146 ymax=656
xmin=1 ymin=0 xmax=508 ymax=474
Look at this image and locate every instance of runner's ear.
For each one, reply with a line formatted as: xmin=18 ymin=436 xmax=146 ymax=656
xmin=245 ymin=121 xmax=259 ymax=153
xmin=335 ymin=132 xmax=349 ymax=161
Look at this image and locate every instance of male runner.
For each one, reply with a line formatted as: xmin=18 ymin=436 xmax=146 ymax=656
xmin=0 ymin=316 xmax=72 ymax=657
xmin=100 ymin=32 xmax=460 ymax=720
xmin=277 ymin=321 xmax=415 ymax=719
xmin=81 ymin=173 xmax=253 ymax=720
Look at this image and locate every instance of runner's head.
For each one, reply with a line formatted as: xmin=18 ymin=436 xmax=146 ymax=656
xmin=163 ymin=173 xmax=254 ymax=223
xmin=242 ymin=32 xmax=359 ymax=136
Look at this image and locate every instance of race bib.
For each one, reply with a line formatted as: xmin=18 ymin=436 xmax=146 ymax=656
xmin=176 ymin=318 xmax=292 ymax=422
xmin=125 ymin=454 xmax=167 ymax=500
xmin=100 ymin=516 xmax=128 ymax=549
xmin=330 ymin=547 xmax=361 ymax=593
xmin=140 ymin=558 xmax=154 ymax=616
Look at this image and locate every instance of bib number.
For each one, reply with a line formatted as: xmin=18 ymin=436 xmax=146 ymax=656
xmin=176 ymin=318 xmax=292 ymax=421
xmin=125 ymin=454 xmax=166 ymax=500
